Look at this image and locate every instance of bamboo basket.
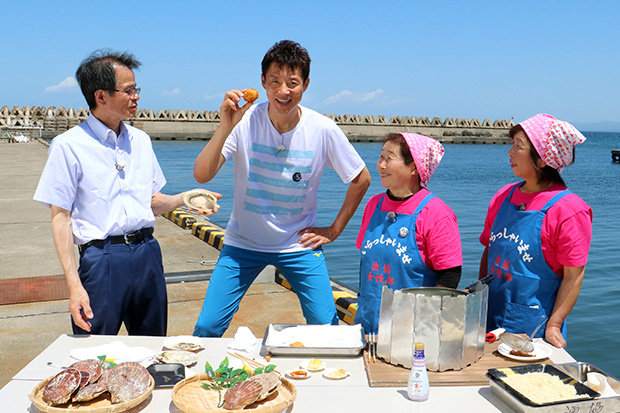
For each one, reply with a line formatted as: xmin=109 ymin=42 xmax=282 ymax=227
xmin=171 ymin=373 xmax=296 ymax=413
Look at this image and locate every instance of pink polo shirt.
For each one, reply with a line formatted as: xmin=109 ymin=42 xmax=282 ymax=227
xmin=480 ymin=182 xmax=593 ymax=277
xmin=356 ymin=189 xmax=462 ymax=271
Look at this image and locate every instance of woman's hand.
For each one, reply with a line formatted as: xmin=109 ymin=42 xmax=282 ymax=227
xmin=545 ymin=324 xmax=566 ymax=348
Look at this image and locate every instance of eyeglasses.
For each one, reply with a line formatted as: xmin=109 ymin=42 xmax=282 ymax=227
xmin=112 ymin=87 xmax=141 ymax=96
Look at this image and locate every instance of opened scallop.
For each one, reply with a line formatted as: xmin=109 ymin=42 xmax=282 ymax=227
xmin=183 ymin=191 xmax=219 ymax=212
xmin=156 ymin=351 xmax=198 ymax=366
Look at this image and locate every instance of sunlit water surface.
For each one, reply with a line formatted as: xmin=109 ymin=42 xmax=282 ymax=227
xmin=155 ymin=132 xmax=620 ymax=378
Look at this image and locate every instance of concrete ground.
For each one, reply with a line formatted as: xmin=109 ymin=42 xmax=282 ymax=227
xmin=0 ymin=139 xmax=306 ymax=389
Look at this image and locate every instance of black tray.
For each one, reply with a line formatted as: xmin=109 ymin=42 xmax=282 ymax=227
xmin=147 ymin=363 xmax=185 ymax=387
xmin=487 ymin=364 xmax=599 ymax=407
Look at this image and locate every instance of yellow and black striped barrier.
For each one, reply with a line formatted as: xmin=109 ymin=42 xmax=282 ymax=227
xmin=275 ymin=270 xmax=358 ymax=325
xmin=191 ymin=222 xmax=225 ymax=251
xmin=163 ymin=210 xmax=196 ymax=229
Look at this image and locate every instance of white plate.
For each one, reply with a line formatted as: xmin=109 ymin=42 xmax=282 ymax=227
xmin=497 ymin=342 xmax=552 ymax=361
xmin=163 ymin=335 xmax=203 ymax=352
xmin=299 ymin=359 xmax=326 ymax=372
xmin=285 ymin=369 xmax=311 ymax=380
xmin=322 ymin=368 xmax=350 ymax=380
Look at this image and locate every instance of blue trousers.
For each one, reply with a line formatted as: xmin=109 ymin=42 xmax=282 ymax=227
xmin=193 ymin=245 xmax=339 ymax=337
xmin=75 ymin=235 xmax=167 ymax=335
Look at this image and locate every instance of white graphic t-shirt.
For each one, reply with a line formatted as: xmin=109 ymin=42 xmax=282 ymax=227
xmin=221 ymin=102 xmax=365 ymax=252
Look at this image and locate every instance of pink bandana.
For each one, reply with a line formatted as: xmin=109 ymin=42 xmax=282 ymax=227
xmin=519 ymin=114 xmax=586 ymax=173
xmin=399 ymin=133 xmax=445 ymax=186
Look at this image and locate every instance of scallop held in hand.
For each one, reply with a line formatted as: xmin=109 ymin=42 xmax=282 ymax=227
xmin=183 ymin=190 xmax=220 ymax=212
xmin=244 ymin=88 xmax=259 ymax=102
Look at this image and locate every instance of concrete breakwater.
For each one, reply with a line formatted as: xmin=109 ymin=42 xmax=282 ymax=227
xmin=1 ymin=105 xmax=513 ymax=144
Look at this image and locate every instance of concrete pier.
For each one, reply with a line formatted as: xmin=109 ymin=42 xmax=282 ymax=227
xmin=0 ymin=139 xmax=310 ymax=388
xmin=2 ymin=105 xmax=512 ymax=144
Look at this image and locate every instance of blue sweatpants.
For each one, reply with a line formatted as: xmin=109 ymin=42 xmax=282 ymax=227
xmin=76 ymin=235 xmax=167 ymax=335
xmin=193 ymin=245 xmax=338 ymax=337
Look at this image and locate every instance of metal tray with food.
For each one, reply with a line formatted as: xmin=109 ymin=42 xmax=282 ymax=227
xmin=554 ymin=362 xmax=620 ymax=392
xmin=487 ymin=363 xmax=610 ymax=412
xmin=262 ymin=324 xmax=365 ymax=356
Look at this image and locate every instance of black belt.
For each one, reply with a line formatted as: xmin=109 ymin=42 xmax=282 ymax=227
xmin=79 ymin=227 xmax=154 ymax=253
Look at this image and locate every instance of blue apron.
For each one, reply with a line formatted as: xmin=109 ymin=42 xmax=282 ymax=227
xmin=355 ymin=193 xmax=438 ymax=334
xmin=487 ymin=183 xmax=570 ymax=338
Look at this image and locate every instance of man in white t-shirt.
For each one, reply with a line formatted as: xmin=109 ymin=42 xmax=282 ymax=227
xmin=193 ymin=40 xmax=371 ymax=337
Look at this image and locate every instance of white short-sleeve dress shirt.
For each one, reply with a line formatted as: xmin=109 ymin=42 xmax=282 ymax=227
xmin=34 ymin=114 xmax=166 ymax=245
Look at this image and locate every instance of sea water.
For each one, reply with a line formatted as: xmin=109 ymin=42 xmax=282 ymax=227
xmin=154 ymin=132 xmax=620 ymax=378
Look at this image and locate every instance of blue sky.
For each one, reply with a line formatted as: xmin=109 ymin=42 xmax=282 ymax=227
xmin=3 ymin=0 xmax=619 ymax=131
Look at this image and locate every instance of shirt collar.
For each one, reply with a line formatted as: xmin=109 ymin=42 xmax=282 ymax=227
xmin=86 ymin=113 xmax=130 ymax=145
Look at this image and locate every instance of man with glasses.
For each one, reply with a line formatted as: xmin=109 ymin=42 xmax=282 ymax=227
xmin=34 ymin=49 xmax=217 ymax=336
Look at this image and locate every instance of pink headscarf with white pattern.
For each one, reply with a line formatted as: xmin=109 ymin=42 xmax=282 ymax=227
xmin=519 ymin=114 xmax=586 ymax=173
xmin=399 ymin=133 xmax=445 ymax=186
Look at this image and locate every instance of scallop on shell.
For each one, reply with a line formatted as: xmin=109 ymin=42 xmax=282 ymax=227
xmin=223 ymin=379 xmax=263 ymax=410
xmin=72 ymin=381 xmax=108 ymax=402
xmin=247 ymin=372 xmax=279 ymax=401
xmin=163 ymin=335 xmax=203 ymax=352
xmin=156 ymin=350 xmax=198 ymax=366
xmin=107 ymin=362 xmax=151 ymax=403
xmin=68 ymin=359 xmax=102 ymax=384
xmin=183 ymin=191 xmax=220 ymax=212
xmin=223 ymin=372 xmax=281 ymax=410
xmin=42 ymin=368 xmax=81 ymax=406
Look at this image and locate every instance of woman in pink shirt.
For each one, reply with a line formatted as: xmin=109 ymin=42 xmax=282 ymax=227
xmin=479 ymin=114 xmax=592 ymax=348
xmin=355 ymin=133 xmax=463 ymax=334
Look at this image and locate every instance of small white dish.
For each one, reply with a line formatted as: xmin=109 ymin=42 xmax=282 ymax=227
xmin=299 ymin=359 xmax=326 ymax=372
xmin=162 ymin=336 xmax=203 ymax=352
xmin=285 ymin=369 xmax=311 ymax=380
xmin=322 ymin=368 xmax=350 ymax=380
xmin=497 ymin=342 xmax=552 ymax=361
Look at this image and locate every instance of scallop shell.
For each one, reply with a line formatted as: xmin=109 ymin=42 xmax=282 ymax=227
xmin=163 ymin=335 xmax=203 ymax=352
xmin=223 ymin=379 xmax=263 ymax=410
xmin=107 ymin=362 xmax=151 ymax=403
xmin=69 ymin=359 xmax=102 ymax=384
xmin=247 ymin=372 xmax=280 ymax=401
xmin=98 ymin=365 xmax=114 ymax=385
xmin=72 ymin=381 xmax=108 ymax=402
xmin=42 ymin=368 xmax=81 ymax=406
xmin=183 ymin=191 xmax=220 ymax=212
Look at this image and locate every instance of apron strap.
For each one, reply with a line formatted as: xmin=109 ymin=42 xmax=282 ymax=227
xmin=540 ymin=190 xmax=571 ymax=213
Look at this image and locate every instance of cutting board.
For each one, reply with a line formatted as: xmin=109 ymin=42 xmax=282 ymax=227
xmin=363 ymin=341 xmax=552 ymax=387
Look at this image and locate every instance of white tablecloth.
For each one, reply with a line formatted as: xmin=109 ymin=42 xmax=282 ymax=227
xmin=1 ymin=334 xmax=575 ymax=412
